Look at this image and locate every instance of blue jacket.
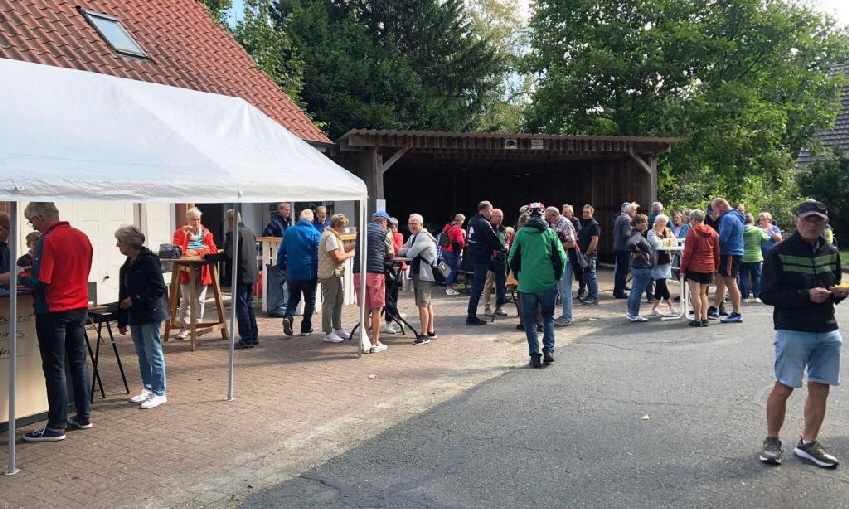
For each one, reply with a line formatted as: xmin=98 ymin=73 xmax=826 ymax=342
xmin=276 ymin=220 xmax=321 ymax=281
xmin=718 ymin=210 xmax=745 ymax=256
xmin=263 ymin=213 xmax=291 ymax=237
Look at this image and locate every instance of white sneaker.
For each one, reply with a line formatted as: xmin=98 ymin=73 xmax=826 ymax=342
xmin=629 ymin=315 xmax=648 ymax=322
xmin=323 ymin=332 xmax=344 ymax=343
xmin=650 ymin=310 xmax=663 ymax=317
xmin=130 ymin=388 xmax=153 ymax=403
xmin=335 ymin=328 xmax=351 ymax=340
xmin=446 ymin=289 xmax=460 ymax=296
xmin=370 ymin=343 xmax=388 ymax=354
xmin=140 ymin=394 xmax=167 ymax=409
xmin=755 ymin=298 xmax=762 ymax=303
xmin=381 ymin=323 xmax=397 ymax=335
xmin=175 ymin=330 xmax=188 ymax=340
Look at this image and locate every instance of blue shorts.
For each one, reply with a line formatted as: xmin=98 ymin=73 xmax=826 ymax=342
xmin=774 ymin=329 xmax=843 ymax=388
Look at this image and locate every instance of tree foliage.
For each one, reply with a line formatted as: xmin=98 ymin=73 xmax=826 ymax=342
xmin=274 ymin=0 xmax=506 ymax=139
xmin=526 ymin=0 xmax=849 ymax=207
xmin=798 ymin=151 xmax=849 ymax=245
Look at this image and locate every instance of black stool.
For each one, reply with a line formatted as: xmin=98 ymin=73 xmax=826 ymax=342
xmin=84 ymin=308 xmax=129 ymax=402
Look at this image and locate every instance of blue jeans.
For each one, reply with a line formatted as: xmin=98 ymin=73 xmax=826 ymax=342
xmin=130 ymin=322 xmax=167 ymax=396
xmin=285 ymin=278 xmax=317 ymax=332
xmin=467 ymin=259 xmax=505 ymax=319
xmin=583 ymin=256 xmax=598 ymax=301
xmin=627 ymin=268 xmax=653 ymax=317
xmin=236 ymin=282 xmax=259 ymax=343
xmin=442 ymin=251 xmax=460 ymax=285
xmin=558 ymin=261 xmax=573 ymax=321
xmin=35 ymin=309 xmax=91 ymax=429
xmin=738 ymin=261 xmax=762 ymax=299
xmin=521 ymin=287 xmax=557 ymax=357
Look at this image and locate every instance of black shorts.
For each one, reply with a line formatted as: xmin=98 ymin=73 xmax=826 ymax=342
xmin=718 ymin=255 xmax=741 ymax=278
xmin=686 ymin=271 xmax=713 ymax=284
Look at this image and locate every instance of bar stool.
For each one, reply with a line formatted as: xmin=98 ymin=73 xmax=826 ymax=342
xmin=85 ymin=305 xmax=130 ymax=402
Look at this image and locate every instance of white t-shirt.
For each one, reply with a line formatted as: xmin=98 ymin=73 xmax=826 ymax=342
xmin=325 ymin=234 xmax=340 ymax=252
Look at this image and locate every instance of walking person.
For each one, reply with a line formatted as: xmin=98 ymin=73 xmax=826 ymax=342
xmin=739 ymin=213 xmax=768 ymax=303
xmin=509 ymin=203 xmax=566 ymax=368
xmin=172 ymin=207 xmax=217 ymax=340
xmin=398 ymin=214 xmax=438 ymax=344
xmin=758 ymin=200 xmax=847 ymax=468
xmin=317 ymin=214 xmax=355 ymax=343
xmin=646 ymin=214 xmax=676 ymax=317
xmin=625 ymin=214 xmax=653 ymax=322
xmin=277 ymin=209 xmax=322 ymax=336
xmin=680 ymin=210 xmax=720 ymax=327
xmin=613 ymin=202 xmax=637 ymax=298
xmin=222 ymin=210 xmax=260 ymax=349
xmin=20 ymin=202 xmax=94 ymax=442
xmin=440 ymin=214 xmax=466 ymax=296
xmin=708 ymin=198 xmax=746 ymax=323
xmin=465 ymin=201 xmax=507 ymax=325
xmin=578 ymin=204 xmax=600 ymax=305
xmin=115 ymin=226 xmax=170 ymax=408
xmin=544 ymin=206 xmax=577 ymax=327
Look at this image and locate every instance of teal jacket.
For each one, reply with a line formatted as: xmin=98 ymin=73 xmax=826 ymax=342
xmin=508 ymin=217 xmax=567 ymax=293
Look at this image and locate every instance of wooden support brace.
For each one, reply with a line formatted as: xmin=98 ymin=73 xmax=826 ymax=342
xmin=628 ymin=149 xmax=653 ymax=176
xmin=380 ymin=145 xmax=412 ymax=173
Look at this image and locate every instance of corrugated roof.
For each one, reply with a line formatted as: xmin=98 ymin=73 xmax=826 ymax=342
xmin=797 ymin=64 xmax=849 ymax=168
xmin=0 ymin=0 xmax=329 ymax=143
xmin=339 ymin=129 xmax=682 ymax=144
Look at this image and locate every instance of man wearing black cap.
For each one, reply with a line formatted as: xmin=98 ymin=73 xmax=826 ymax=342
xmin=758 ymin=200 xmax=848 ymax=468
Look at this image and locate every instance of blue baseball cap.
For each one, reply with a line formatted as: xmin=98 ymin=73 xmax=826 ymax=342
xmin=373 ymin=211 xmax=390 ymax=220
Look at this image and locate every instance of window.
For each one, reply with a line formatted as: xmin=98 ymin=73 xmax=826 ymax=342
xmin=80 ymin=8 xmax=147 ymax=58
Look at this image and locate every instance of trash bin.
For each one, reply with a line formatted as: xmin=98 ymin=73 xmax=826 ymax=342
xmin=265 ymin=264 xmax=287 ymax=317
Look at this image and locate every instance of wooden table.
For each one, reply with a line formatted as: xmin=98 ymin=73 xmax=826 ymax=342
xmin=163 ymin=257 xmax=228 ymax=351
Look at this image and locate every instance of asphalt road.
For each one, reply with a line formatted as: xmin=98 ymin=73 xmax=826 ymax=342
xmin=242 ymin=302 xmax=849 ymax=509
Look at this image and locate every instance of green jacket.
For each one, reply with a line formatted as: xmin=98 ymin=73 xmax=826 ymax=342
xmin=508 ymin=217 xmax=566 ymax=293
xmin=742 ymin=224 xmax=768 ymax=263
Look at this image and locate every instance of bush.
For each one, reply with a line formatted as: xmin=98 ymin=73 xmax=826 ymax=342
xmin=797 ymin=151 xmax=849 ymax=246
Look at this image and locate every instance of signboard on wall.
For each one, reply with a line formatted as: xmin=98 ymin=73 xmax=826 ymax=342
xmin=376 ymin=199 xmax=387 ymax=213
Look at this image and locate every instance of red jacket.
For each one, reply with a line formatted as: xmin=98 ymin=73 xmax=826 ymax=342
xmin=681 ymin=224 xmax=720 ymax=274
xmin=173 ymin=226 xmax=217 ymax=285
xmin=441 ymin=223 xmax=466 ymax=253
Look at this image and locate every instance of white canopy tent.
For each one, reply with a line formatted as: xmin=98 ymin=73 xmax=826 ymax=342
xmin=0 ymin=58 xmax=369 ymax=474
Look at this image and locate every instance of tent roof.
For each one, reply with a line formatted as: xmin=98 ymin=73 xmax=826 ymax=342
xmin=0 ymin=58 xmax=366 ymax=203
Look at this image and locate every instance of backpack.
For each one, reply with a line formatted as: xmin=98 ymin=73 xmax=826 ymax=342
xmin=439 ymin=227 xmax=452 ymax=248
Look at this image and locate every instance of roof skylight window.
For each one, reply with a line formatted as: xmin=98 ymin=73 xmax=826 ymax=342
xmin=80 ymin=8 xmax=147 ymax=58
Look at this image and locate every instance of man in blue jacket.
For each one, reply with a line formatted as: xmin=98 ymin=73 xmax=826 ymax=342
xmin=709 ymin=198 xmax=745 ymax=323
xmin=277 ymin=209 xmax=321 ymax=336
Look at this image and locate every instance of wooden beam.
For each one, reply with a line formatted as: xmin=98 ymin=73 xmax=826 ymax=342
xmin=380 ymin=145 xmax=412 ymax=173
xmin=628 ymin=149 xmax=653 ymax=176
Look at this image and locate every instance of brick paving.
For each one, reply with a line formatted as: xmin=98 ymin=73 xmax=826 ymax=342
xmin=0 ymin=270 xmax=641 ymax=508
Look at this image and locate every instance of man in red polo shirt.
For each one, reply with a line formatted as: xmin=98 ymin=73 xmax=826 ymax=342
xmin=19 ymin=202 xmax=94 ymax=442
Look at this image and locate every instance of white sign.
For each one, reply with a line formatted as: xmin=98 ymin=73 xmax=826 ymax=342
xmin=376 ymin=199 xmax=387 ymax=212
xmin=531 ymin=139 xmax=544 ymax=150
xmin=504 ymin=139 xmax=518 ymax=150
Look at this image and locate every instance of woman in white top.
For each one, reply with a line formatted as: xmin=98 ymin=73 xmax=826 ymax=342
xmin=647 ymin=214 xmax=676 ymax=317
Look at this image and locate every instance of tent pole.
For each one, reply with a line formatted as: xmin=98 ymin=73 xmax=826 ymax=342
xmin=5 ymin=201 xmax=19 ymax=475
xmin=357 ymin=199 xmax=367 ymax=359
xmin=226 ymin=203 xmax=239 ymax=402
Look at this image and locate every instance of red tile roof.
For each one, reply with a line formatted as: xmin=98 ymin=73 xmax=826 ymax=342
xmin=0 ymin=0 xmax=329 ymax=142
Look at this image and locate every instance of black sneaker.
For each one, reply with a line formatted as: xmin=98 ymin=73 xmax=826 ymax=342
xmin=719 ymin=303 xmax=728 ymax=316
xmin=613 ymin=292 xmax=628 ymax=299
xmin=689 ymin=319 xmax=701 ymax=327
xmin=700 ymin=319 xmax=709 ymax=327
xmin=299 ymin=328 xmax=314 ymax=336
xmin=466 ymin=317 xmax=487 ymax=325
xmin=412 ymin=335 xmax=431 ymax=345
xmin=23 ymin=426 xmax=65 ymax=442
xmin=759 ymin=437 xmax=782 ymax=465
xmin=582 ymin=299 xmax=599 ymax=306
xmin=707 ymin=306 xmax=719 ymax=319
xmin=516 ymin=324 xmax=524 ymax=331
xmin=536 ymin=324 xmax=543 ymax=332
xmin=542 ymin=348 xmax=554 ymax=364
xmin=794 ymin=440 xmax=839 ymax=468
xmin=67 ymin=416 xmax=92 ymax=429
xmin=235 ymin=340 xmax=254 ymax=349
xmin=282 ymin=316 xmax=293 ymax=336
xmin=530 ymin=354 xmax=542 ymax=368
xmin=427 ymin=330 xmax=438 ymax=339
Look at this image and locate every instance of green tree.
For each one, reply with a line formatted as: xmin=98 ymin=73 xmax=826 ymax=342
xmin=526 ymin=0 xmax=849 ymax=206
xmin=201 ymin=0 xmax=233 ymax=25
xmin=798 ymin=151 xmax=849 ymax=245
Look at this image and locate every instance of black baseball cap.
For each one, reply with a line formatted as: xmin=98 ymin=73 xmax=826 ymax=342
xmin=796 ymin=199 xmax=828 ymax=219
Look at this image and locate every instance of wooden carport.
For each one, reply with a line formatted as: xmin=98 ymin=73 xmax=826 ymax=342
xmin=333 ymin=130 xmax=679 ymax=256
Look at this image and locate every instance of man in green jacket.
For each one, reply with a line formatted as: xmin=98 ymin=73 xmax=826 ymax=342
xmin=508 ymin=203 xmax=567 ymax=368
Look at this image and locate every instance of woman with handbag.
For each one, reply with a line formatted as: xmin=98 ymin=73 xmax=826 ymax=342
xmin=647 ymin=214 xmax=677 ymax=317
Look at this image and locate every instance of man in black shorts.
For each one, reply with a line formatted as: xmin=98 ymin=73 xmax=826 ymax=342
xmin=710 ymin=198 xmax=745 ymax=323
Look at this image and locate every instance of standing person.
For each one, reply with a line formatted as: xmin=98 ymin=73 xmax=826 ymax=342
xmin=353 ymin=212 xmax=395 ymax=353
xmin=222 ymin=210 xmax=259 ymax=349
xmin=0 ymin=212 xmax=10 ymax=286
xmin=613 ymin=202 xmax=637 ymax=298
xmin=317 ymin=214 xmax=355 ymax=343
xmin=483 ymin=209 xmax=508 ymax=317
xmin=670 ymin=212 xmax=686 ymax=238
xmin=313 ymin=205 xmax=330 ymax=232
xmin=739 ymin=213 xmax=768 ymax=303
xmin=465 ymin=201 xmax=507 ymax=325
xmin=381 ymin=217 xmax=405 ymax=336
xmin=578 ymin=204 xmax=600 ymax=305
xmin=758 ymin=200 xmax=847 ymax=468
xmin=625 ymin=214 xmax=653 ymax=322
xmin=544 ymin=206 xmax=577 ymax=327
xmin=398 ymin=214 xmax=438 ymax=344
xmin=758 ymin=212 xmax=783 ymax=259
xmin=562 ymin=204 xmax=581 ymax=235
xmin=647 ymin=202 xmax=664 ymax=230
xmin=172 ymin=207 xmax=217 ymax=340
xmin=263 ymin=202 xmax=292 ymax=237
xmin=16 ymin=232 xmax=41 ymax=274
xmin=708 ymin=198 xmax=746 ymax=323
xmin=277 ymin=209 xmax=321 ymax=336
xmin=680 ymin=210 xmax=720 ymax=327
xmin=509 ymin=203 xmax=566 ymax=368
xmin=115 ymin=226 xmax=169 ymax=409
xmin=20 ymin=202 xmax=93 ymax=442
xmin=440 ymin=214 xmax=466 ymax=296
xmin=647 ymin=214 xmax=676 ymax=317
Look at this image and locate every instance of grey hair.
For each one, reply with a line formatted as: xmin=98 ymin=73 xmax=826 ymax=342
xmin=453 ymin=214 xmax=466 ymax=224
xmin=300 ymin=209 xmax=314 ymax=221
xmin=316 ymin=205 xmax=327 ymax=213
xmin=114 ymin=225 xmax=145 ymax=248
xmin=225 ymin=209 xmax=242 ymax=222
xmin=278 ymin=202 xmax=291 ymax=210
xmin=624 ymin=202 xmax=638 ymax=214
xmin=409 ymin=213 xmax=424 ymax=224
xmin=478 ymin=201 xmax=492 ymax=212
xmin=186 ymin=207 xmax=203 ymax=219
xmin=544 ymin=206 xmax=560 ymax=216
xmin=651 ymin=201 xmax=664 ymax=214
xmin=689 ymin=209 xmax=705 ymax=222
xmin=653 ymin=213 xmax=669 ymax=226
xmin=759 ymin=212 xmax=773 ymax=221
xmin=745 ymin=213 xmax=755 ymax=225
xmin=24 ymin=202 xmax=59 ymax=220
